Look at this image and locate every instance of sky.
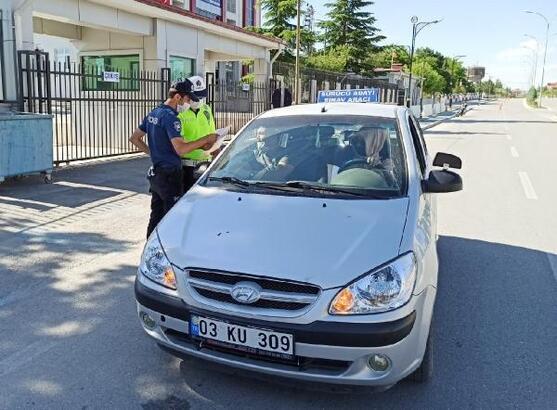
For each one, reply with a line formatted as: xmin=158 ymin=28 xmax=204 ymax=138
xmin=304 ymin=0 xmax=557 ymax=90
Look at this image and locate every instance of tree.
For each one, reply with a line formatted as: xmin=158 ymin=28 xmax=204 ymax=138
xmin=412 ymin=59 xmax=446 ymax=95
xmin=319 ymin=0 xmax=385 ymax=73
xmin=365 ymin=45 xmax=409 ymax=72
xmin=305 ymin=45 xmax=351 ymax=72
xmin=260 ymin=0 xmax=313 ymax=61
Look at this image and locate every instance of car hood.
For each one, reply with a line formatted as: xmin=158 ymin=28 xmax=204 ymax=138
xmin=157 ymin=186 xmax=409 ymax=289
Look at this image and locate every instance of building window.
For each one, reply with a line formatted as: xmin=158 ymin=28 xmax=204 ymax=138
xmin=227 ymin=0 xmax=236 ymax=13
xmin=244 ymin=0 xmax=255 ymax=27
xmin=227 ymin=18 xmax=236 ymax=25
xmin=169 ymin=56 xmax=196 ymax=81
xmin=82 ymin=54 xmax=140 ymax=91
xmin=196 ymin=0 xmax=222 ymax=20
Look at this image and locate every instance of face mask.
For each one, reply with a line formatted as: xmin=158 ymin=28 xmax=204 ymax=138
xmin=177 ymin=102 xmax=190 ymax=113
xmin=190 ymin=100 xmax=202 ymax=110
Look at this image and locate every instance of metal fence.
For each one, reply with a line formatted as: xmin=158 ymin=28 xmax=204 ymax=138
xmin=207 ymin=73 xmax=275 ymax=134
xmin=272 ymin=62 xmax=402 ymax=104
xmin=17 ymin=50 xmax=403 ymax=164
xmin=18 ymin=50 xmax=171 ymax=164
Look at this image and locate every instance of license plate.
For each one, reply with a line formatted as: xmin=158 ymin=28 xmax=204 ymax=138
xmin=190 ymin=315 xmax=294 ymax=356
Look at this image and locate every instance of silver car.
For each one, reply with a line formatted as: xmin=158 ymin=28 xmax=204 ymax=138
xmin=135 ymin=102 xmax=462 ymax=389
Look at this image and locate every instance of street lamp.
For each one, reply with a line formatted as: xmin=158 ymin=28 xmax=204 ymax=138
xmin=524 ymin=10 xmax=551 ymax=107
xmin=407 ymin=16 xmax=442 ymax=107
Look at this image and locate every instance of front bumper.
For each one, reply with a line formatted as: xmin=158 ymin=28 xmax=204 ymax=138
xmin=135 ymin=278 xmax=436 ymax=387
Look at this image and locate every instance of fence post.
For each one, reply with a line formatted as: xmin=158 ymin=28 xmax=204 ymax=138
xmin=160 ymin=68 xmax=171 ymax=102
xmin=17 ymin=51 xmax=25 ymax=112
xmin=310 ymin=79 xmax=317 ymax=103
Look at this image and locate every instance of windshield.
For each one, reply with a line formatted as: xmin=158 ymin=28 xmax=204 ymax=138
xmin=204 ymin=115 xmax=407 ymax=198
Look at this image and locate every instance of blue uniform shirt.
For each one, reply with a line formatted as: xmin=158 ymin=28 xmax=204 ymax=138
xmin=139 ymin=104 xmax=182 ymax=169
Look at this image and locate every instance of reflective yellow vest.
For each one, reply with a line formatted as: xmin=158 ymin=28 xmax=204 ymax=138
xmin=178 ymin=103 xmax=216 ymax=160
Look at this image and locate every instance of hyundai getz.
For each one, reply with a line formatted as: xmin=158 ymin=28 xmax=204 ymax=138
xmin=135 ymin=102 xmax=463 ymax=389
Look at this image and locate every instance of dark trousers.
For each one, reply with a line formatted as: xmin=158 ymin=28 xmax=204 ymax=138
xmin=146 ymin=167 xmax=183 ymax=239
xmin=182 ymin=165 xmax=197 ymax=193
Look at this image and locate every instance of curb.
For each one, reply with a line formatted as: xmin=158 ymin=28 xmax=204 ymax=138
xmin=420 ymin=104 xmax=474 ymax=130
xmin=421 ymin=114 xmax=457 ymax=130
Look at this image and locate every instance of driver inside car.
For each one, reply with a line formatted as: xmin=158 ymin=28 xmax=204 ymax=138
xmin=346 ymin=127 xmax=396 ymax=185
xmin=253 ymin=126 xmax=327 ymax=182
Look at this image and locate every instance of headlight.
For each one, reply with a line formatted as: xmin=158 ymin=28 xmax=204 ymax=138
xmin=139 ymin=232 xmax=177 ymax=290
xmin=330 ymin=253 xmax=416 ymax=315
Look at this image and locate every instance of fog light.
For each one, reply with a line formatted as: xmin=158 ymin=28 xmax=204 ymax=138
xmin=368 ymin=354 xmax=390 ymax=372
xmin=140 ymin=311 xmax=156 ymax=329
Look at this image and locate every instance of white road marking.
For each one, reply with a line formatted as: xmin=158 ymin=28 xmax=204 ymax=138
xmin=510 ymin=146 xmax=519 ymax=158
xmin=547 ymin=253 xmax=557 ymax=284
xmin=518 ymin=172 xmax=538 ymax=200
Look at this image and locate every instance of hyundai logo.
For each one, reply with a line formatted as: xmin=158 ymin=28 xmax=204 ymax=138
xmin=230 ymin=282 xmax=262 ymax=304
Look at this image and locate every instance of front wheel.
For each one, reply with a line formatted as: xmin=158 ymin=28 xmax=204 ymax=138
xmin=408 ymin=332 xmax=433 ymax=383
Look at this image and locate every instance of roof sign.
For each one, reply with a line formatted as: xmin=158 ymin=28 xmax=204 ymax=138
xmin=317 ymin=88 xmax=380 ymax=103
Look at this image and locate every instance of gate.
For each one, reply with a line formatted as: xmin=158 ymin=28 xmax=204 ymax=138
xmin=18 ymin=50 xmax=171 ymax=164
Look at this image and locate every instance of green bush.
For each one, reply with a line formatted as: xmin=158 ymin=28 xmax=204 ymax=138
xmin=527 ymin=87 xmax=538 ymax=107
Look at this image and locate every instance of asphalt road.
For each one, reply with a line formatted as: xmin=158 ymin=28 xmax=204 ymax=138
xmin=1 ymin=99 xmax=556 ymax=409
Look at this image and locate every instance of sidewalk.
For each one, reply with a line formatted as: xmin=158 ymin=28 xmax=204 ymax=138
xmin=419 ymin=110 xmax=460 ymax=130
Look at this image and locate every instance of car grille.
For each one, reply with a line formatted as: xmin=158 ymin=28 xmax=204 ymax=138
xmin=164 ymin=329 xmax=350 ymax=374
xmin=186 ymin=269 xmax=320 ymax=312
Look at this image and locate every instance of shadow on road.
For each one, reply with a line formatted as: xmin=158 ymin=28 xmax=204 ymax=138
xmin=1 ymin=224 xmax=556 ymax=407
xmin=0 ymin=156 xmax=151 ymax=208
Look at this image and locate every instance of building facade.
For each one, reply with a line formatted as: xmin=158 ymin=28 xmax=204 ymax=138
xmin=1 ymin=0 xmax=282 ymax=102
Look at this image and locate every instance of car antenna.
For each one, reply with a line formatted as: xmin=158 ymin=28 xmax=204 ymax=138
xmin=321 ymin=104 xmax=327 ymax=113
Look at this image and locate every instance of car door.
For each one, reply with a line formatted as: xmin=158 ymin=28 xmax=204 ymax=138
xmin=407 ymin=114 xmax=438 ymax=288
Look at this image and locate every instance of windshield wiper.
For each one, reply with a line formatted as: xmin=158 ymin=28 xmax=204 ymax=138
xmin=207 ymin=176 xmax=250 ymax=187
xmin=253 ymin=181 xmax=379 ymax=197
xmin=284 ymin=181 xmax=371 ymax=197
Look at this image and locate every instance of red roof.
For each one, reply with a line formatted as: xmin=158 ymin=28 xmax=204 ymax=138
xmin=133 ymin=0 xmax=283 ymax=45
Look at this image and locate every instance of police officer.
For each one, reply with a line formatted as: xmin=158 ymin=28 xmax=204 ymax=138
xmin=178 ymin=75 xmax=217 ymax=192
xmin=129 ymin=79 xmax=217 ymax=238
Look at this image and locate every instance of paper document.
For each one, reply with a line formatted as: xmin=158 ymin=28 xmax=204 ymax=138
xmin=204 ymin=126 xmax=231 ymax=154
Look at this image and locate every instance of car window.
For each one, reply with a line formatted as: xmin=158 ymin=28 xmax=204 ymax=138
xmin=408 ymin=115 xmax=427 ymax=175
xmin=205 ymin=115 xmax=407 ymax=197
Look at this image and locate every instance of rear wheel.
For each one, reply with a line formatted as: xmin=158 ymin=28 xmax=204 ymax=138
xmin=408 ymin=332 xmax=433 ymax=383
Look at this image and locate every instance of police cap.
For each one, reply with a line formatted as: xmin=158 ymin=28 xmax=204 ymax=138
xmin=170 ymin=79 xmax=199 ymax=102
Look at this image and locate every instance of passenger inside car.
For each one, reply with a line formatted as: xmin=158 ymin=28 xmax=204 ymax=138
xmin=210 ymin=116 xmax=404 ymax=192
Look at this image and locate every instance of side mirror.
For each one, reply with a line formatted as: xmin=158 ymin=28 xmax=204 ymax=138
xmin=193 ymin=161 xmax=211 ymax=182
xmin=433 ymin=152 xmax=462 ymax=169
xmin=423 ymin=170 xmax=463 ymax=193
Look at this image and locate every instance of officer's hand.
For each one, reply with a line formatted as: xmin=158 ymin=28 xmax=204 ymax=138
xmin=204 ymin=133 xmax=218 ymax=145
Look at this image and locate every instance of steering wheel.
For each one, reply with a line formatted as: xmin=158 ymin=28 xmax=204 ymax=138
xmin=338 ymin=158 xmax=369 ymax=174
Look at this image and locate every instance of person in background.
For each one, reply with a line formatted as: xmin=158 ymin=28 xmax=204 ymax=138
xmin=178 ymin=75 xmax=217 ymax=192
xmin=129 ymin=80 xmax=217 ymax=238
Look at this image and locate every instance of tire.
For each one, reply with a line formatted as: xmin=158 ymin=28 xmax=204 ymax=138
xmin=408 ymin=332 xmax=433 ymax=383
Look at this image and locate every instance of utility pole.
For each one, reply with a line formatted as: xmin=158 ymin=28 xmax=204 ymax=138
xmin=294 ymin=0 xmax=302 ymax=104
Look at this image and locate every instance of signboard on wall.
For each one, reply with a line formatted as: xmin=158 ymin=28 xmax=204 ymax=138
xmin=317 ymin=88 xmax=380 ymax=103
xmin=197 ymin=0 xmax=222 ymax=16
xmin=102 ymin=71 xmax=120 ymax=83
